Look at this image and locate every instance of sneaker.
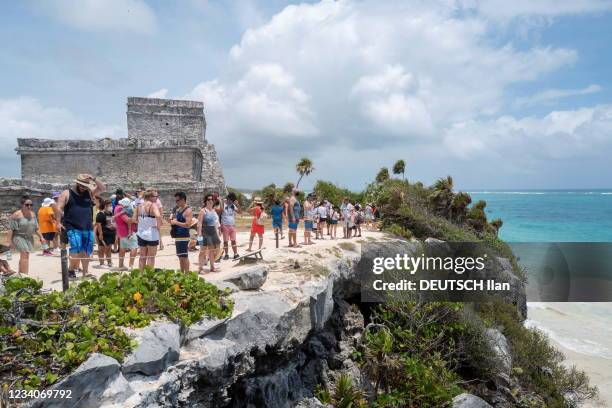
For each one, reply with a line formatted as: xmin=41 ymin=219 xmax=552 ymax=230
xmin=223 ymin=254 xmax=229 ymax=261
xmin=233 ymin=254 xmax=240 ymax=260
xmin=68 ymin=270 xmax=77 ymax=280
xmin=42 ymin=250 xmax=53 ymax=256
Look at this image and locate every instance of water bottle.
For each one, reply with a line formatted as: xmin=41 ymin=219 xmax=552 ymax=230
xmin=6 ymin=251 xmax=12 ymax=261
xmin=197 ymin=236 xmax=204 ymax=245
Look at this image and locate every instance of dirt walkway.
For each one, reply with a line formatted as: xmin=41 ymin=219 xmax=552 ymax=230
xmin=2 ymin=227 xmax=385 ymax=292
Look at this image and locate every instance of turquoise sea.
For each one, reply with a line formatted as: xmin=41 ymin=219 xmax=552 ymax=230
xmin=469 ymin=190 xmax=612 ymax=242
xmin=470 ymin=190 xmax=612 ymax=406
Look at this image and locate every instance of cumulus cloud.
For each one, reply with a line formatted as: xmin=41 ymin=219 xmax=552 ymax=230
xmin=443 ymin=105 xmax=612 ymax=162
xmin=35 ymin=0 xmax=157 ymax=34
xmin=462 ymin=0 xmax=612 ymax=20
xmin=0 ymin=97 xmax=124 ymax=160
xmin=514 ymin=84 xmax=602 ymax=108
xmin=147 ymin=88 xmax=169 ymax=99
xmin=175 ymin=0 xmax=591 ymax=187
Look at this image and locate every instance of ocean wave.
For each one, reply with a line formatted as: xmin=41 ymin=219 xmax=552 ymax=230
xmin=469 ymin=191 xmax=612 ymax=195
xmin=525 ymin=319 xmax=612 ymax=359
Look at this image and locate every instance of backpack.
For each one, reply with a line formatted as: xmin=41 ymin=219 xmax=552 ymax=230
xmin=256 ymin=210 xmax=268 ymax=226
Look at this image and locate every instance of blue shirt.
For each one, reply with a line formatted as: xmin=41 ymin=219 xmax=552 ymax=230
xmin=271 ymin=205 xmax=284 ymax=222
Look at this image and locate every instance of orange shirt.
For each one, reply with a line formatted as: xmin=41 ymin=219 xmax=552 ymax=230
xmin=38 ymin=206 xmax=56 ymax=234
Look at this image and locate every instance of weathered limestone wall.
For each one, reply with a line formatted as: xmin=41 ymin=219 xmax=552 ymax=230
xmin=19 ymin=144 xmax=198 ymax=185
xmin=127 ymin=97 xmax=206 ymax=143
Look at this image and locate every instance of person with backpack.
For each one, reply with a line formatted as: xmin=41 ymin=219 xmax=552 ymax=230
xmin=247 ymin=197 xmax=266 ymax=252
xmin=169 ymin=191 xmax=193 ymax=273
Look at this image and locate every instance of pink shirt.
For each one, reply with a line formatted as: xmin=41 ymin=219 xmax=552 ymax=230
xmin=114 ymin=204 xmax=135 ymax=238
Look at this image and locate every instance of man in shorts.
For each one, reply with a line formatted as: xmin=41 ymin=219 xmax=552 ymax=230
xmin=220 ymin=192 xmax=240 ymax=260
xmin=55 ymin=174 xmax=106 ymax=278
xmin=170 ymin=192 xmax=193 ymax=273
xmin=340 ymin=197 xmax=354 ymax=239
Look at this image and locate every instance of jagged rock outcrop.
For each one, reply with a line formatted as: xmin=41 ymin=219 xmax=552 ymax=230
xmin=27 ymin=237 xmax=528 ymax=408
xmin=223 ymin=265 xmax=268 ymax=290
xmin=28 ymin=353 xmax=132 ymax=408
xmin=122 ymin=321 xmax=180 ymax=376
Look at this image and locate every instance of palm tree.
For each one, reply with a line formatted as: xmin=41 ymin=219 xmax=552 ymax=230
xmin=295 ymin=157 xmax=314 ymax=189
xmin=392 ymin=160 xmax=406 ymax=181
xmin=282 ymin=182 xmax=294 ymax=193
xmin=490 ymin=218 xmax=503 ymax=236
xmin=376 ymin=167 xmax=390 ymax=183
xmin=450 ymin=191 xmax=472 ymax=222
xmin=429 ymin=176 xmax=454 ymax=218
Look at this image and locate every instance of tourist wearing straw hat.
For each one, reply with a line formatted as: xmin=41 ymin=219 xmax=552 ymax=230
xmin=54 ymin=173 xmax=106 ymax=279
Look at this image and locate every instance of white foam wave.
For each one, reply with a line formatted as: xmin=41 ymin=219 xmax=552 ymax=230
xmin=468 ymin=191 xmax=612 ymax=195
xmin=525 ymin=319 xmax=612 ymax=359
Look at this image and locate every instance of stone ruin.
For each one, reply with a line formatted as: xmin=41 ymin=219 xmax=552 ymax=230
xmin=0 ymin=97 xmax=226 ymax=228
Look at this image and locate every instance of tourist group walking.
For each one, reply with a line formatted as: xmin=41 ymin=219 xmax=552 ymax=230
xmin=2 ymin=173 xmax=378 ymax=278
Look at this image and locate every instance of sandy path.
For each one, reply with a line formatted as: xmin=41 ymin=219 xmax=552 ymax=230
xmin=2 ymin=227 xmax=384 ymax=292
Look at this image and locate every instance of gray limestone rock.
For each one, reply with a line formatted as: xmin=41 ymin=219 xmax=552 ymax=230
xmin=224 ymin=265 xmax=268 ymax=290
xmin=122 ymin=321 xmax=180 ymax=376
xmin=452 ymin=393 xmax=493 ymax=408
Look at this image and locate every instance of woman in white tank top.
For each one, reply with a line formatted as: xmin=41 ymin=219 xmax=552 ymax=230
xmin=136 ymin=188 xmax=162 ymax=270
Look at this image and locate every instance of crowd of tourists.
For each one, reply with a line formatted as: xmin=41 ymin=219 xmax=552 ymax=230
xmin=2 ymin=174 xmax=378 ymax=277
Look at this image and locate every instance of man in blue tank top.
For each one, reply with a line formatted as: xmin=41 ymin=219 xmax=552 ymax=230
xmin=54 ymin=174 xmax=106 ymax=279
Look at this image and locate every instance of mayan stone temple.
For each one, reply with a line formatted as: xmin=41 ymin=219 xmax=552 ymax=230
xmin=0 ymin=97 xmax=226 ymax=226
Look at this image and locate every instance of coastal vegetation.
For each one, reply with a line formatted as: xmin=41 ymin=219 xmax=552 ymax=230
xmin=300 ymin=160 xmax=597 ymax=407
xmin=0 ymin=268 xmax=233 ymax=391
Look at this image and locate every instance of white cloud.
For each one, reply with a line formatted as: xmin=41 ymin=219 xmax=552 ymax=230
xmin=178 ymin=0 xmax=582 ymax=182
xmin=462 ymin=0 xmax=612 ymax=20
xmin=514 ymin=84 xmax=602 ymax=108
xmin=36 ymin=0 xmax=157 ymax=34
xmin=147 ymin=88 xmax=168 ymax=99
xmin=0 ymin=97 xmax=123 ymax=159
xmin=443 ymin=105 xmax=612 ymax=162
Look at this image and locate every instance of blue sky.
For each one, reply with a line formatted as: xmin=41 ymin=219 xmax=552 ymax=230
xmin=1 ymin=0 xmax=612 ymax=190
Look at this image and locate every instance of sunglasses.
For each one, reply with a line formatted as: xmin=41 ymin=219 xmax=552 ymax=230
xmin=24 ymin=203 xmax=33 ymax=207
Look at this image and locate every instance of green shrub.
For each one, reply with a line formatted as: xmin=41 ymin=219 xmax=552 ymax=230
xmin=361 ymin=302 xmax=494 ymax=407
xmin=316 ymin=374 xmax=367 ymax=408
xmin=476 ymin=301 xmax=597 ymax=407
xmin=0 ymin=268 xmax=233 ymax=391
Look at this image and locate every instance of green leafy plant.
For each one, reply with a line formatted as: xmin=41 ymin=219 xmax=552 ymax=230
xmin=0 ymin=268 xmax=233 ymax=392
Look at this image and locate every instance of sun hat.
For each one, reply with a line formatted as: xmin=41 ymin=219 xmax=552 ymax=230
xmin=42 ymin=198 xmax=54 ymax=207
xmin=75 ymin=174 xmax=96 ymax=190
xmin=253 ymin=197 xmax=263 ymax=204
xmin=119 ymin=198 xmax=132 ymax=207
xmin=51 ymin=191 xmax=61 ymax=199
